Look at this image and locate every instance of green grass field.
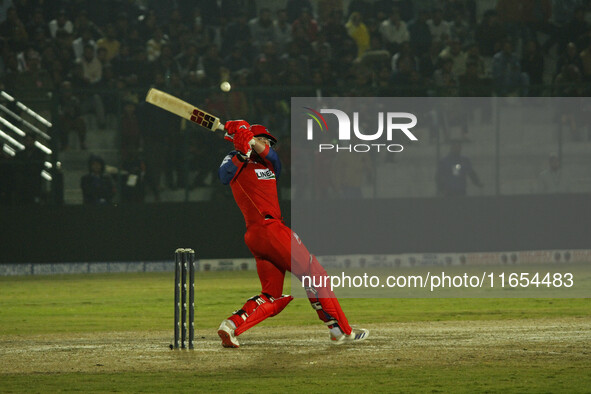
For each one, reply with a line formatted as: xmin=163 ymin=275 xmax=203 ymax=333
xmin=1 ymin=271 xmax=589 ymax=393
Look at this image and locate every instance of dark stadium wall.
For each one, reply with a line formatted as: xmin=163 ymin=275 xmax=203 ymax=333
xmin=1 ymin=195 xmax=589 ymax=263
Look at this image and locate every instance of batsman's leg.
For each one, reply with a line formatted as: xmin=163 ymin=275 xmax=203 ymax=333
xmin=218 ymin=258 xmax=292 ymax=348
xmin=218 ymin=293 xmax=293 ymax=348
xmin=290 ymin=230 xmax=369 ymax=343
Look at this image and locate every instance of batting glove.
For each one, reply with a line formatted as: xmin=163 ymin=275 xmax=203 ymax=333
xmin=233 ymin=129 xmax=255 ymax=155
xmin=224 ymin=120 xmax=250 ymax=141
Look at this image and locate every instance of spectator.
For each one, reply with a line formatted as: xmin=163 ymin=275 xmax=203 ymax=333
xmin=553 ymin=0 xmax=585 ymax=27
xmin=521 ymin=39 xmax=545 ymax=95
xmin=96 ymin=23 xmax=120 ymax=62
xmin=222 ymin=11 xmax=252 ymax=54
xmin=439 ymin=38 xmax=468 ymax=79
xmin=459 ymin=61 xmax=493 ymax=124
xmin=579 ymin=37 xmax=591 ymax=81
xmin=24 ymin=7 xmax=49 ymax=40
xmin=433 ymin=57 xmax=458 ymax=96
xmin=13 ymin=133 xmax=45 ymax=204
xmin=323 ymin=10 xmax=347 ymax=49
xmin=436 ymin=140 xmax=483 ymax=197
xmin=28 ymin=26 xmax=51 ymax=56
xmin=318 ymin=59 xmax=338 ymax=87
xmin=459 ymin=61 xmax=492 ymax=97
xmin=408 ymin=8 xmax=432 ymax=56
xmin=48 ymin=9 xmax=73 ymax=40
xmin=95 ymin=46 xmax=109 ymax=67
xmin=561 ymin=6 xmax=588 ymax=50
xmin=128 ymin=46 xmax=153 ymax=87
xmin=390 ymin=0 xmax=413 ymax=22
xmin=345 ymin=11 xmax=370 ymax=59
xmin=347 ymin=0 xmax=373 ymax=20
xmin=111 ymin=42 xmax=137 ymax=82
xmin=120 ymin=99 xmax=141 ymax=162
xmin=137 ymin=9 xmax=158 ymax=42
xmin=200 ymin=44 xmax=224 ymax=86
xmin=81 ymin=154 xmax=115 ymax=204
xmin=191 ymin=12 xmax=213 ymax=52
xmin=72 ymin=9 xmax=102 ymax=40
xmin=78 ymin=43 xmax=101 ymax=84
xmin=492 ymin=39 xmax=529 ymax=96
xmin=522 ymin=0 xmax=555 ymax=44
xmin=449 ymin=9 xmax=472 ymax=43
xmin=391 ymin=41 xmax=418 ymax=73
xmin=121 ymin=148 xmax=145 ymax=203
xmin=97 ymin=63 xmax=121 ymax=119
xmin=391 ymin=54 xmax=417 ymax=94
xmin=146 ymin=27 xmax=167 ymax=63
xmin=273 ymin=9 xmax=292 ymax=51
xmin=58 ymin=80 xmax=87 ymax=150
xmin=72 ymin=28 xmax=96 ymax=61
xmin=249 ymin=8 xmax=275 ymax=50
xmin=254 ymin=41 xmax=282 ymax=76
xmin=165 ymin=10 xmax=186 ymax=50
xmin=555 ymin=42 xmax=584 ymax=79
xmin=223 ymin=44 xmax=251 ymax=74
xmin=280 ymin=39 xmax=307 ymax=70
xmin=154 ymin=43 xmax=182 ymax=84
xmin=418 ymin=41 xmax=443 ymax=80
xmin=538 ymin=153 xmax=569 ymax=193
xmin=55 ymin=44 xmax=74 ymax=79
xmin=8 ymin=48 xmax=54 ymax=102
xmin=136 ymin=98 xmax=174 ymax=202
xmin=292 ymin=7 xmax=318 ymax=44
xmin=475 ymin=10 xmax=505 ymax=58
xmin=68 ymin=61 xmax=106 ymax=130
xmin=553 ymin=64 xmax=584 ymax=140
xmin=427 ymin=8 xmax=451 ymax=45
xmin=0 ymin=6 xmax=27 ymax=50
xmin=465 ymin=43 xmax=487 ymax=77
xmin=442 ymin=0 xmax=469 ymax=22
xmin=496 ymin=0 xmax=524 ymax=40
xmin=379 ymin=8 xmax=409 ymax=55
xmin=226 ymin=70 xmax=250 ymax=120
xmin=174 ymin=40 xmax=199 ymax=79
xmin=286 ymin=0 xmax=313 ymax=23
xmin=0 ymin=0 xmax=13 ymax=24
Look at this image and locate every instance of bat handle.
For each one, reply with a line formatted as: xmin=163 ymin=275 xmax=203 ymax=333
xmin=246 ymin=139 xmax=255 ymax=158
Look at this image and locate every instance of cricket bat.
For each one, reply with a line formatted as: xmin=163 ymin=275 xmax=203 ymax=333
xmin=145 ymin=88 xmax=255 ymax=156
xmin=145 ymin=88 xmax=225 ymax=131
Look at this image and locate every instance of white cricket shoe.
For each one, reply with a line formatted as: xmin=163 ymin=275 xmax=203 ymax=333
xmin=330 ymin=327 xmax=369 ymax=344
xmin=217 ymin=320 xmax=240 ymax=348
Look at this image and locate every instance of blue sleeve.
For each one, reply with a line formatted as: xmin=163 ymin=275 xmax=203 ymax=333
xmin=264 ymin=147 xmax=282 ymax=179
xmin=218 ymin=152 xmax=239 ymax=185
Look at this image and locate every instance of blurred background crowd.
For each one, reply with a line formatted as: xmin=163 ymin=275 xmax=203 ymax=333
xmin=0 ymin=0 xmax=590 ymax=205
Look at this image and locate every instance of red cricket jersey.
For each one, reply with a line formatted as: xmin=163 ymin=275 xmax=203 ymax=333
xmin=218 ymin=144 xmax=282 ymax=228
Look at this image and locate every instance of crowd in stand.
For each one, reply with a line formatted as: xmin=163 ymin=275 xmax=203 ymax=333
xmin=0 ymin=0 xmax=590 ymax=204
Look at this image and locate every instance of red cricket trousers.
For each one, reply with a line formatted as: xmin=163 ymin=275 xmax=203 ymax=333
xmin=243 ymin=218 xmax=352 ymax=334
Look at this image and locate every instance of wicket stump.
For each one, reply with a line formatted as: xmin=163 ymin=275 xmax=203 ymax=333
xmin=174 ymin=248 xmax=195 ymax=349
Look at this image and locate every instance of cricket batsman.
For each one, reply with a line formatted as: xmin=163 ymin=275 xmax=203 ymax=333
xmin=216 ymin=120 xmax=369 ymax=348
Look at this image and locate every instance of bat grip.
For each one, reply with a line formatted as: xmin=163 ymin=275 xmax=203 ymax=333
xmin=225 ymin=133 xmax=255 ymax=158
xmin=246 ymin=139 xmax=255 ymax=158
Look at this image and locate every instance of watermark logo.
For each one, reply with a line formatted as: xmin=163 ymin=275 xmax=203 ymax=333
xmin=304 ymin=108 xmax=418 ymax=153
xmin=304 ymin=107 xmax=329 ymax=134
